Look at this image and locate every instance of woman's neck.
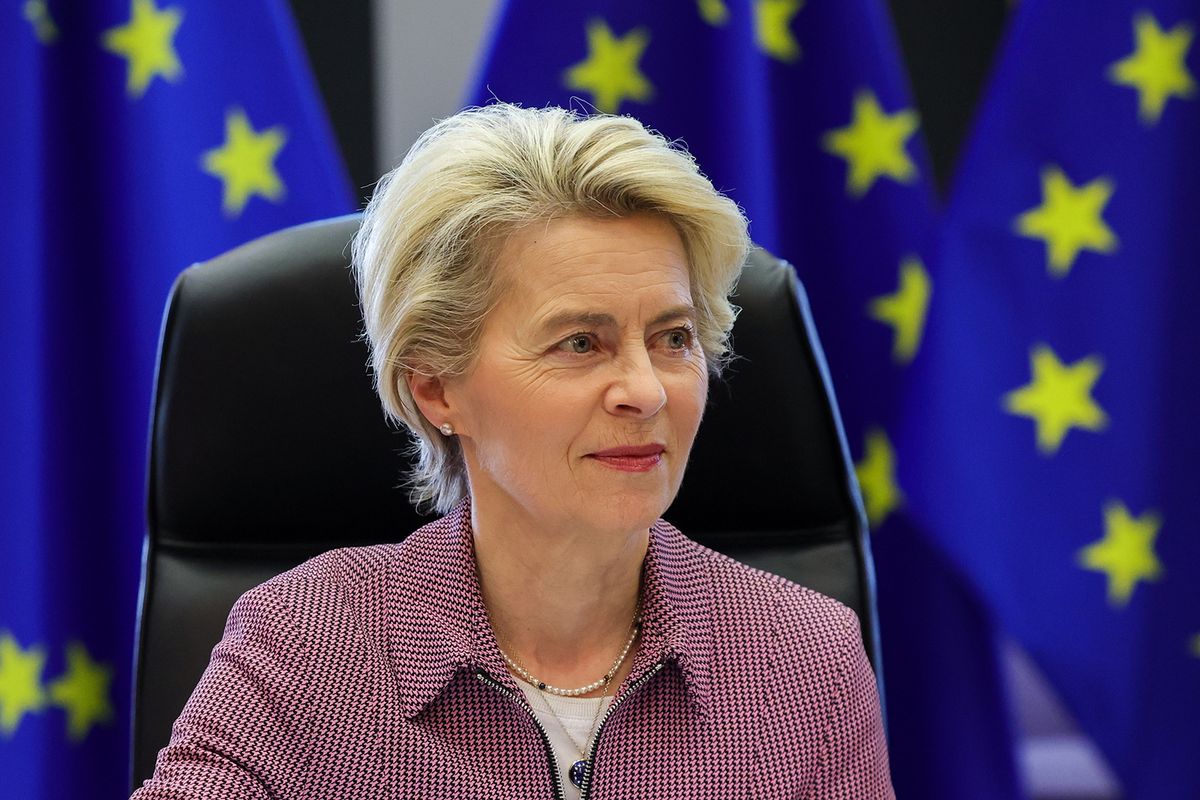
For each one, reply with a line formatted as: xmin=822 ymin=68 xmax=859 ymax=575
xmin=470 ymin=502 xmax=648 ymax=696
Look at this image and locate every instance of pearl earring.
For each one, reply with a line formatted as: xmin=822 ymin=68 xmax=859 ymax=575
xmin=439 ymin=422 xmax=454 ymax=436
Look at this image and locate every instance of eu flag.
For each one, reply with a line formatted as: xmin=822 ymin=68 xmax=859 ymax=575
xmin=469 ymin=2 xmax=1022 ymax=796
xmin=897 ymin=1 xmax=1200 ymax=796
xmin=0 ymin=2 xmax=352 ymax=796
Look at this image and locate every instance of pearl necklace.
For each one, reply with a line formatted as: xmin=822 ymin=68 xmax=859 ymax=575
xmin=499 ymin=616 xmax=641 ymax=697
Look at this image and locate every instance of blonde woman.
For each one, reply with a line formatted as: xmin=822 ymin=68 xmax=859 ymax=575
xmin=133 ymin=104 xmax=893 ymax=799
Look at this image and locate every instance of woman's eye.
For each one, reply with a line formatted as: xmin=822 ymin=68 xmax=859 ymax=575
xmin=563 ymin=334 xmax=593 ymax=354
xmin=664 ymin=328 xmax=692 ymax=350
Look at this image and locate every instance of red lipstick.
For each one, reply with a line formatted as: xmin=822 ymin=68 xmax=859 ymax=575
xmin=588 ymin=444 xmax=666 ymax=472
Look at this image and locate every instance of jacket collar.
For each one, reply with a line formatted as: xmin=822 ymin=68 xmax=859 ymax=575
xmin=388 ymin=499 xmax=713 ymax=720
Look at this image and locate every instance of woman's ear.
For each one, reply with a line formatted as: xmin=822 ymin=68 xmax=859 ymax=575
xmin=406 ymin=372 xmax=452 ymax=431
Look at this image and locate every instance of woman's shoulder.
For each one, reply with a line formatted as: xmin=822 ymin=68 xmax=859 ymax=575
xmin=248 ymin=542 xmax=397 ymax=605
xmin=259 ymin=513 xmax=457 ymax=593
xmin=231 ymin=515 xmax=457 ymax=638
xmin=654 ymin=519 xmax=863 ymax=645
xmin=212 ymin=544 xmax=397 ymax=662
xmin=657 ymin=522 xmax=878 ymax=736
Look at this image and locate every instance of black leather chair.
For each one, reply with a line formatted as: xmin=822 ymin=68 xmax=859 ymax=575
xmin=131 ymin=214 xmax=882 ymax=789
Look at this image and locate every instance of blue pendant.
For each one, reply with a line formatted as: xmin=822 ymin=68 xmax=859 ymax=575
xmin=570 ymin=759 xmax=588 ymax=788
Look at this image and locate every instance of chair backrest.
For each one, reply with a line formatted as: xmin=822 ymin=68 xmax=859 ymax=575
xmin=133 ymin=214 xmax=880 ymax=788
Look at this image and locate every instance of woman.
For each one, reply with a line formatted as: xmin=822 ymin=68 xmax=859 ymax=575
xmin=132 ymin=104 xmax=893 ymax=799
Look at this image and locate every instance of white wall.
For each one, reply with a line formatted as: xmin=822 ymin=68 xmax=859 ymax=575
xmin=371 ymin=0 xmax=502 ymax=170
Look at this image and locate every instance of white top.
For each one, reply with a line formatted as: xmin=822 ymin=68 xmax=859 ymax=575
xmin=517 ymin=682 xmax=614 ymax=800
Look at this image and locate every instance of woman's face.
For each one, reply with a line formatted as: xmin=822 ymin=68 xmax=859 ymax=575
xmin=444 ymin=214 xmax=708 ymax=538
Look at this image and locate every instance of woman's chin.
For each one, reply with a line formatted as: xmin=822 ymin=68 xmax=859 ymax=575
xmin=579 ymin=490 xmax=674 ymax=536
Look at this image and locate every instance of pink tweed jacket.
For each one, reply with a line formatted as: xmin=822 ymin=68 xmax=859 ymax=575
xmin=132 ymin=502 xmax=894 ymax=799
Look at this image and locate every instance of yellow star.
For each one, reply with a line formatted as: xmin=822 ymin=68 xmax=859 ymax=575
xmin=822 ymin=89 xmax=920 ymax=198
xmin=563 ymin=20 xmax=654 ymax=113
xmin=697 ymin=0 xmax=730 ymax=26
xmin=201 ymin=107 xmax=288 ymax=217
xmin=0 ymin=632 xmax=47 ymax=736
xmin=868 ymin=255 xmax=931 ymax=364
xmin=755 ymin=0 xmax=803 ymax=63
xmin=101 ymin=0 xmax=184 ymax=99
xmin=23 ymin=0 xmax=59 ymax=44
xmin=47 ymin=643 xmax=114 ymax=741
xmin=1015 ymin=166 xmax=1117 ymax=277
xmin=1108 ymin=12 xmax=1196 ymax=125
xmin=1189 ymin=633 xmax=1200 ymax=658
xmin=1003 ymin=344 xmax=1107 ymax=455
xmin=1078 ymin=501 xmax=1162 ymax=607
xmin=855 ymin=428 xmax=903 ymax=527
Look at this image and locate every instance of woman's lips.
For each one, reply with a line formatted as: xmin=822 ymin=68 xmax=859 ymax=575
xmin=588 ymin=445 xmax=666 ymax=472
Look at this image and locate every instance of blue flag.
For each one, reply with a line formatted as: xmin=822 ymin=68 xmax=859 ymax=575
xmin=469 ymin=2 xmax=1022 ymax=796
xmin=0 ymin=1 xmax=352 ymax=796
xmin=897 ymin=1 xmax=1200 ymax=796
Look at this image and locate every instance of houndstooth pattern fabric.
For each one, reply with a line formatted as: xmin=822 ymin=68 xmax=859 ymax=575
xmin=131 ymin=501 xmax=894 ymax=799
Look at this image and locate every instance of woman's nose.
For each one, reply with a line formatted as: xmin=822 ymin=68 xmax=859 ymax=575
xmin=605 ymin=349 xmax=667 ymax=418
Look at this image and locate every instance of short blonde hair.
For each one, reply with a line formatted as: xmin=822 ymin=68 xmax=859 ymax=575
xmin=352 ymin=104 xmax=751 ymax=513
